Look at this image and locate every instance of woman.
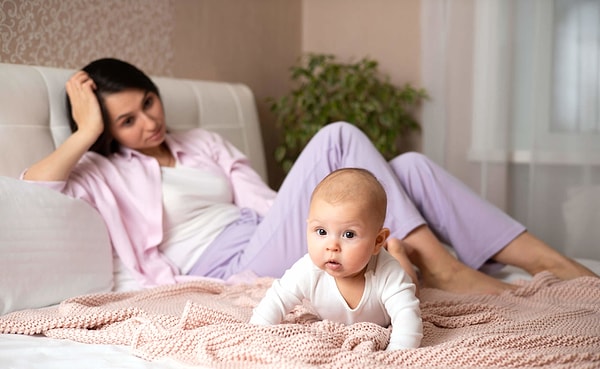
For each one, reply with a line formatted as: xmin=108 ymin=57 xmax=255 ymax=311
xmin=22 ymin=58 xmax=597 ymax=294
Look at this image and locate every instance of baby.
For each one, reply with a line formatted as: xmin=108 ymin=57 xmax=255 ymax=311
xmin=250 ymin=168 xmax=422 ymax=350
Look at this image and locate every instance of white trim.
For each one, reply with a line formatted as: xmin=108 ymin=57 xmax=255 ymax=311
xmin=468 ymin=148 xmax=600 ymax=166
xmin=420 ymin=0 xmax=449 ymax=167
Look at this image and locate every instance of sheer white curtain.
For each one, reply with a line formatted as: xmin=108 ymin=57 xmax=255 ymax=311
xmin=421 ymin=0 xmax=600 ymax=260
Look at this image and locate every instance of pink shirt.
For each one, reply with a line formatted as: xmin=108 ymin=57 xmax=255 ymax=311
xmin=22 ymin=128 xmax=276 ymax=287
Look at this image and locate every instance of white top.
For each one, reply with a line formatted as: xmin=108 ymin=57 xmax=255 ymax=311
xmin=159 ymin=165 xmax=240 ymax=274
xmin=250 ymin=249 xmax=423 ymax=350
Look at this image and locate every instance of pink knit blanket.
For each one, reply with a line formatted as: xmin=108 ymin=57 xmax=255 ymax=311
xmin=1 ymin=272 xmax=599 ymax=369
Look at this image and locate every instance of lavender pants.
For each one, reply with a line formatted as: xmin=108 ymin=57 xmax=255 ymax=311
xmin=189 ymin=122 xmax=525 ymax=279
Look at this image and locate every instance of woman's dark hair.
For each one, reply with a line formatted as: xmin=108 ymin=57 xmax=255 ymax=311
xmin=66 ymin=58 xmax=160 ymax=156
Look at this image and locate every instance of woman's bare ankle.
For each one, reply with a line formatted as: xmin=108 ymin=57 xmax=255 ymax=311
xmin=420 ymin=261 xmax=516 ymax=295
xmin=535 ymin=255 xmax=598 ymax=280
xmin=494 ymin=231 xmax=599 ymax=280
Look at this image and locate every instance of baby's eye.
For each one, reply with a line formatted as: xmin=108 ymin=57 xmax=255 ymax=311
xmin=316 ymin=228 xmax=327 ymax=236
xmin=343 ymin=231 xmax=356 ymax=239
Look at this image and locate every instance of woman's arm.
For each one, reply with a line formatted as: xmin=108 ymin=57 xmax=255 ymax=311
xmin=23 ymin=71 xmax=103 ymax=181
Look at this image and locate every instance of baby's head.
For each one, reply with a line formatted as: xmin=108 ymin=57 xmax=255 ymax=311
xmin=311 ymin=168 xmax=387 ymax=227
xmin=307 ymin=168 xmax=389 ymax=279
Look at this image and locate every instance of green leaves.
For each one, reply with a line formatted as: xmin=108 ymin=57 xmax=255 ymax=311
xmin=269 ymin=53 xmax=428 ymax=173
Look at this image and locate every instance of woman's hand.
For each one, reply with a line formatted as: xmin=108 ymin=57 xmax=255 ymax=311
xmin=22 ymin=71 xmax=104 ymax=181
xmin=65 ymin=71 xmax=104 ymax=141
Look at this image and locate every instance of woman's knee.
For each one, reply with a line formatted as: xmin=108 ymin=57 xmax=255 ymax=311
xmin=305 ymin=121 xmax=369 ymax=150
xmin=317 ymin=121 xmax=362 ymax=137
xmin=390 ymin=152 xmax=431 ymax=176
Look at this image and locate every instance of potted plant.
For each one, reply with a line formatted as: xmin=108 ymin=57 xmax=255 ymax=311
xmin=268 ymin=53 xmax=428 ymax=173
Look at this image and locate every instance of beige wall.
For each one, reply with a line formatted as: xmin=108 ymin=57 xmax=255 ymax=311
xmin=0 ymin=0 xmax=421 ymax=188
xmin=302 ymin=0 xmax=421 ymax=87
xmin=170 ymin=0 xmax=302 ymax=187
xmin=302 ymin=0 xmax=422 ymax=156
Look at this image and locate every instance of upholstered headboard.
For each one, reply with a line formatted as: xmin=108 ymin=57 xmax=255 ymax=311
xmin=0 ymin=63 xmax=267 ymax=180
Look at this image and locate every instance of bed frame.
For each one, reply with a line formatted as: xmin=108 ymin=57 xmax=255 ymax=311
xmin=1 ymin=63 xmax=599 ymax=369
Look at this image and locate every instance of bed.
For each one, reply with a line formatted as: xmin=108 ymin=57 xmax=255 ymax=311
xmin=1 ymin=63 xmax=599 ymax=369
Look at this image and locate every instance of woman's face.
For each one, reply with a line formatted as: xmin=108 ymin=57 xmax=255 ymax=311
xmin=103 ymin=89 xmax=166 ymax=154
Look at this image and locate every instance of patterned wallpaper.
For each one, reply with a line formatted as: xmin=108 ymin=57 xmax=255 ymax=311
xmin=0 ymin=0 xmax=175 ymax=76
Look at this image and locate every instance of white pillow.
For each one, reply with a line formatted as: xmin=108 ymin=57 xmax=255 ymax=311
xmin=0 ymin=176 xmax=113 ymax=315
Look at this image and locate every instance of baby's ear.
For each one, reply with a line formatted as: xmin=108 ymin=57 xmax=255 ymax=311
xmin=373 ymin=228 xmax=390 ymax=254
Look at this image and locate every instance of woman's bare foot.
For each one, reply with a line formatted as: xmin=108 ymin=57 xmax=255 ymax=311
xmin=396 ymin=241 xmax=516 ymax=295
xmin=398 ymin=225 xmax=517 ymax=295
xmin=400 ymin=242 xmax=516 ymax=294
xmin=386 ymin=238 xmax=420 ymax=293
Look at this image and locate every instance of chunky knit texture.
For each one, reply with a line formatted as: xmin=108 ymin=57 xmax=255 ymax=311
xmin=1 ymin=272 xmax=599 ymax=369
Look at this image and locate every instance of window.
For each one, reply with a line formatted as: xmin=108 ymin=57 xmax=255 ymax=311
xmin=469 ymin=0 xmax=600 ymax=165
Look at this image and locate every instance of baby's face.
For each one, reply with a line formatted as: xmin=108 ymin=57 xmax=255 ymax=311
xmin=306 ymin=198 xmax=385 ymax=281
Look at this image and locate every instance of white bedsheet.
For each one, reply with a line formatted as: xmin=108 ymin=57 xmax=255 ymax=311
xmin=0 ymin=334 xmax=205 ymax=369
xmin=491 ymin=257 xmax=600 ymax=283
